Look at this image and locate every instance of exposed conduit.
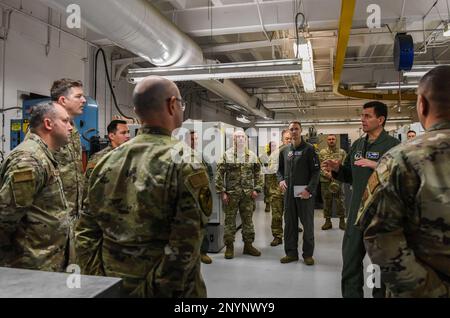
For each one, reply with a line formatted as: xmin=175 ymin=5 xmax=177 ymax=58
xmin=40 ymin=0 xmax=274 ymax=119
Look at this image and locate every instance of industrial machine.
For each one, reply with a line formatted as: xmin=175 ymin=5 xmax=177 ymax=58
xmin=10 ymin=97 xmax=99 ymax=155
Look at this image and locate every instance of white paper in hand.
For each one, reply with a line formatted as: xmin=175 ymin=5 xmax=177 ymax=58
xmin=294 ymin=185 xmax=307 ymax=198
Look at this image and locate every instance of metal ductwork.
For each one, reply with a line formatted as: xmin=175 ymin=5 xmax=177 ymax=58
xmin=40 ymin=0 xmax=274 ymax=119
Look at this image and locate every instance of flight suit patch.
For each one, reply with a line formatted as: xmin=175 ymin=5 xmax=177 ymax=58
xmin=288 ymin=151 xmax=294 ymax=159
xmin=294 ymin=151 xmax=303 ymax=156
xmin=354 ymin=151 xmax=363 ymax=160
xmin=366 ymin=152 xmax=380 ymax=160
xmin=188 ymin=171 xmax=209 ymax=189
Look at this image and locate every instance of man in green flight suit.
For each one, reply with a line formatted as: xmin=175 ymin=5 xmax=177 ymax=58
xmin=322 ymin=101 xmax=400 ymax=298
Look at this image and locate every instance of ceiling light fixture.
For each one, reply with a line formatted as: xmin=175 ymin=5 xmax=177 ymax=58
xmin=444 ymin=22 xmax=450 ymax=37
xmin=403 ymin=71 xmax=428 ymax=77
xmin=376 ymin=83 xmax=418 ymax=90
xmin=236 ymin=115 xmax=251 ymax=124
xmin=127 ymin=59 xmax=303 ymax=83
xmin=293 ymin=38 xmax=316 ymax=93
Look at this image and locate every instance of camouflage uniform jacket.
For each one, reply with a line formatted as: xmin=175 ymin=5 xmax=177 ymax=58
xmin=215 ymin=147 xmax=263 ymax=195
xmin=357 ymin=121 xmax=450 ymax=298
xmin=318 ymin=147 xmax=347 ymax=183
xmin=0 ymin=133 xmax=69 ymax=271
xmin=75 ymin=126 xmax=210 ymax=298
xmin=53 ymin=125 xmax=83 ymax=219
xmin=85 ymin=145 xmax=113 ymax=181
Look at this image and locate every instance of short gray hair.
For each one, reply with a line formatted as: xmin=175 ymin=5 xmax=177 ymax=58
xmin=29 ymin=102 xmax=58 ymax=132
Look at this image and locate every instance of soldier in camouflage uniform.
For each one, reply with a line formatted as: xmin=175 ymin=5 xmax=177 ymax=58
xmin=188 ymin=130 xmax=213 ymax=265
xmin=84 ymin=120 xmax=130 ymax=183
xmin=76 ymin=76 xmax=210 ymax=298
xmin=215 ymin=130 xmax=263 ymax=259
xmin=318 ymin=134 xmax=347 ymax=231
xmin=357 ymin=65 xmax=450 ymax=298
xmin=0 ymin=103 xmax=72 ymax=271
xmin=50 ymin=79 xmax=86 ymax=264
xmin=260 ymin=141 xmax=277 ymax=214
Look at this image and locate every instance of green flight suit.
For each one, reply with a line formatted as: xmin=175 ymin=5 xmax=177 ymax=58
xmin=334 ymin=130 xmax=400 ymax=298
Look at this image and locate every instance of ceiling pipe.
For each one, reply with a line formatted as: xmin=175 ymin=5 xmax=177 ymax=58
xmin=40 ymin=0 xmax=274 ymax=119
xmin=333 ymin=0 xmax=417 ymax=101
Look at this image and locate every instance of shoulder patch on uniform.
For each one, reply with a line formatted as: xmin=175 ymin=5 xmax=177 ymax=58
xmin=199 ymin=186 xmax=212 ymax=217
xmin=189 ymin=171 xmax=209 ymax=189
xmin=12 ymin=169 xmax=34 ymax=183
xmin=367 ymin=172 xmax=380 ymax=194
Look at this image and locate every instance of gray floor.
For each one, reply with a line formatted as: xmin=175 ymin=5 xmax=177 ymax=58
xmin=201 ymin=201 xmax=372 ymax=298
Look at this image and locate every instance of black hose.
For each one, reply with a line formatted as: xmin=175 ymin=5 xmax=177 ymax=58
xmin=94 ymin=48 xmax=133 ymax=119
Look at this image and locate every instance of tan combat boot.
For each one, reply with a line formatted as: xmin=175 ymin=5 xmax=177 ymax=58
xmin=270 ymin=237 xmax=283 ymax=247
xmin=339 ymin=217 xmax=346 ymax=231
xmin=201 ymin=253 xmax=212 ymax=264
xmin=280 ymin=255 xmax=299 ymax=263
xmin=243 ymin=243 xmax=261 ymax=256
xmin=304 ymin=256 xmax=315 ymax=266
xmin=224 ymin=243 xmax=234 ymax=259
xmin=321 ymin=218 xmax=332 ymax=230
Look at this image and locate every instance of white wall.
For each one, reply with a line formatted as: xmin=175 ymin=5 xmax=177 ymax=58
xmin=0 ymin=0 xmax=89 ymax=155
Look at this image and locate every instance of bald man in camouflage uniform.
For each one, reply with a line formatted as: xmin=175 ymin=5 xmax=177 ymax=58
xmin=216 ymin=130 xmax=263 ymax=259
xmin=318 ymin=134 xmax=347 ymax=231
xmin=0 ymin=103 xmax=72 ymax=271
xmin=357 ymin=66 xmax=450 ymax=298
xmin=76 ymin=76 xmax=209 ymax=298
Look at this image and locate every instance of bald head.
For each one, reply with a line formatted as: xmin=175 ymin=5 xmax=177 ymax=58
xmin=418 ymin=65 xmax=450 ymax=117
xmin=133 ymin=76 xmax=179 ymax=118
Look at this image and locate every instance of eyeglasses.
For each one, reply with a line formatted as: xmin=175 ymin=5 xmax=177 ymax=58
xmin=166 ymin=97 xmax=186 ymax=112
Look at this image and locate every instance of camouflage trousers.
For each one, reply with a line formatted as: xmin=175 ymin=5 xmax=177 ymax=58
xmin=264 ymin=177 xmax=270 ymax=205
xmin=223 ymin=192 xmax=256 ymax=244
xmin=270 ymin=194 xmax=284 ymax=239
xmin=321 ymin=182 xmax=345 ymax=218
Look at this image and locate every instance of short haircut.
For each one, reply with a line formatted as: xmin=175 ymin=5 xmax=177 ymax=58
xmin=133 ymin=80 xmax=168 ymax=116
xmin=419 ymin=65 xmax=450 ymax=115
xmin=281 ymin=129 xmax=291 ymax=137
xmin=363 ymin=101 xmax=388 ymax=126
xmin=29 ymin=102 xmax=57 ymax=132
xmin=327 ymin=134 xmax=337 ymax=137
xmin=407 ymin=130 xmax=416 ymax=135
xmin=50 ymin=78 xmax=83 ymax=101
xmin=289 ymin=121 xmax=302 ymax=128
xmin=107 ymin=120 xmax=128 ymax=134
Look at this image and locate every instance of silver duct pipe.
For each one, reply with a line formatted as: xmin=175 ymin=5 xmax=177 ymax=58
xmin=40 ymin=0 xmax=273 ymax=119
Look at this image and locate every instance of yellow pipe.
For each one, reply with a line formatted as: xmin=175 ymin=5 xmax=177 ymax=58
xmin=333 ymin=0 xmax=417 ymax=101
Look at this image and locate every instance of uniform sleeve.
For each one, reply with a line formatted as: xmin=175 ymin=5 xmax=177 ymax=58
xmin=253 ymin=157 xmax=263 ymax=193
xmin=74 ymin=193 xmax=106 ymax=276
xmin=360 ymin=155 xmax=448 ymax=297
xmin=215 ymin=154 xmax=226 ymax=194
xmin=333 ymin=143 xmax=354 ymax=184
xmin=306 ymin=148 xmax=320 ymax=195
xmin=277 ymin=149 xmax=285 ymax=183
xmin=318 ymin=149 xmax=327 ymax=178
xmin=151 ymin=163 xmax=209 ymax=297
xmin=0 ymin=155 xmax=46 ymax=254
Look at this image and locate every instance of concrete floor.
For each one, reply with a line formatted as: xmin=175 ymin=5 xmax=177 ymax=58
xmin=201 ymin=201 xmax=372 ymax=298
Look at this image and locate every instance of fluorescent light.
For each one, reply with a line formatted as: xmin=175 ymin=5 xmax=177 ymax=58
xmin=294 ymin=38 xmax=316 ymax=93
xmin=444 ymin=23 xmax=450 ymax=37
xmin=128 ymin=59 xmax=303 ymax=83
xmin=403 ymin=71 xmax=428 ymax=77
xmin=236 ymin=115 xmax=251 ymax=124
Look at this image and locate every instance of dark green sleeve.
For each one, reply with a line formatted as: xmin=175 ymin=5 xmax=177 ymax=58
xmin=306 ymin=147 xmax=320 ymax=195
xmin=334 ymin=141 xmax=356 ymax=184
xmin=277 ymin=149 xmax=285 ymax=183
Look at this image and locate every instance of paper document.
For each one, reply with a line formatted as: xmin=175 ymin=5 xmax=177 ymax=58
xmin=294 ymin=185 xmax=307 ymax=198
